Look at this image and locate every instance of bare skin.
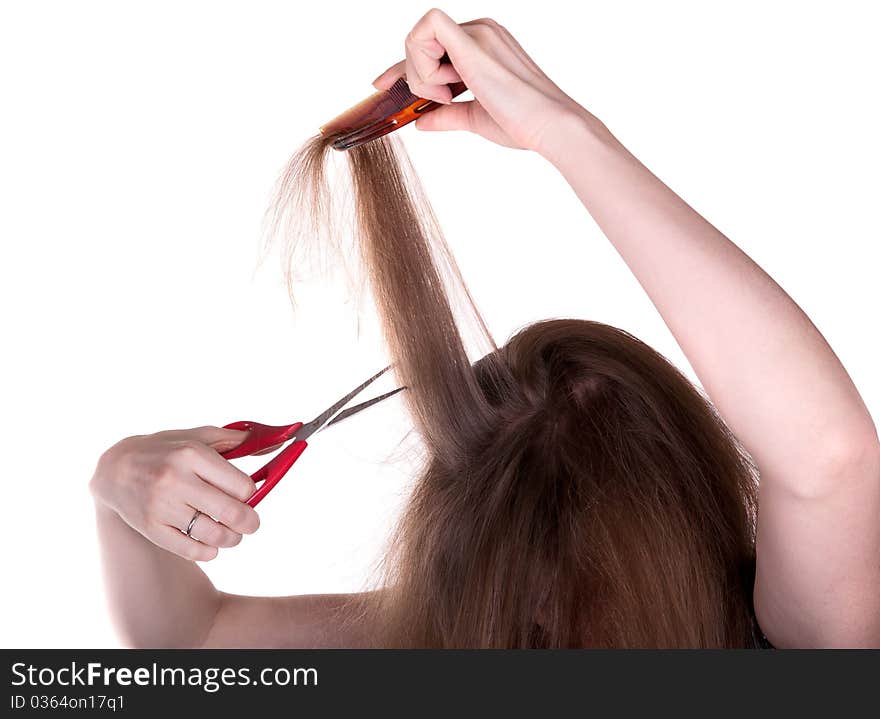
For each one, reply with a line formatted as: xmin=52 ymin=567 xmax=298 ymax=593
xmin=91 ymin=8 xmax=880 ymax=648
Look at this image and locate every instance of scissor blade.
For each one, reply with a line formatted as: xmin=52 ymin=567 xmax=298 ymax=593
xmin=295 ymin=366 xmax=391 ymax=442
xmin=325 ymin=386 xmax=406 ymax=428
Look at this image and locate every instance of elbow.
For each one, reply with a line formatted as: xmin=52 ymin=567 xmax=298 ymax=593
xmin=758 ymin=591 xmax=880 ymax=649
xmin=114 ymin=624 xmax=188 ymax=650
xmin=817 ymin=627 xmax=880 ymax=649
xmin=111 ymin=604 xmax=220 ymax=649
xmin=785 ymin=618 xmax=880 ymax=649
xmin=114 ymin=626 xmax=156 ymax=650
xmin=118 ymin=634 xmax=204 ymax=650
xmin=787 ymin=425 xmax=880 ymax=500
xmin=822 ymin=425 xmax=880 ymax=477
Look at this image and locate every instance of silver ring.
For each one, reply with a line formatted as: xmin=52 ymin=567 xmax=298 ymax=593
xmin=185 ymin=510 xmax=202 ymax=538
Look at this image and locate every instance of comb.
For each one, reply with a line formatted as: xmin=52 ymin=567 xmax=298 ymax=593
xmin=320 ymin=75 xmax=468 ymax=151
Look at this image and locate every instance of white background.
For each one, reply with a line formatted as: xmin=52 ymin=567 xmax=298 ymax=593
xmin=1 ymin=1 xmax=877 ymax=647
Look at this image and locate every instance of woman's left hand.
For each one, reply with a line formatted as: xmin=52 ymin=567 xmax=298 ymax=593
xmin=371 ymin=8 xmax=593 ymax=160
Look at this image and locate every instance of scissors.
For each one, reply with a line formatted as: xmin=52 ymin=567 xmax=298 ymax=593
xmin=220 ymin=366 xmax=404 ymax=507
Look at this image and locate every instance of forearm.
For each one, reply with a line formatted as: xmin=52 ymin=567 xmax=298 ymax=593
xmin=93 ymin=502 xmax=220 ymax=648
xmin=542 ymin=111 xmax=878 ymax=490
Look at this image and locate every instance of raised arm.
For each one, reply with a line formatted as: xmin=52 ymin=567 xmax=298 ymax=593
xmin=386 ymin=8 xmax=880 ymax=647
xmin=545 ymin=114 xmax=880 ymax=648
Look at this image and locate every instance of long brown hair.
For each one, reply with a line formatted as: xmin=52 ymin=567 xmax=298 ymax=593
xmin=271 ymin=133 xmax=760 ymax=648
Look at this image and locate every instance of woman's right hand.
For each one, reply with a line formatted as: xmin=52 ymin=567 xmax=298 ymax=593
xmin=89 ymin=427 xmax=261 ymax=562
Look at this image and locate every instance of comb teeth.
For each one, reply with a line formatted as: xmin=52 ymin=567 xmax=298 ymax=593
xmin=385 ymin=76 xmax=418 ymax=107
xmin=320 ymin=77 xmax=467 ymax=151
xmin=332 ymin=119 xmax=398 ymax=151
xmin=320 ymin=77 xmax=414 ymax=137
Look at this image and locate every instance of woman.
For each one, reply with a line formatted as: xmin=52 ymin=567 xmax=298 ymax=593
xmin=90 ymin=10 xmax=880 ymax=648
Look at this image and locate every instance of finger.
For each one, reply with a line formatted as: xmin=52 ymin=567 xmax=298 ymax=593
xmin=162 ymin=426 xmax=249 ymax=454
xmin=372 ymin=60 xmax=405 ymax=89
xmin=405 ymin=41 xmax=451 ymax=104
xmin=415 ymin=100 xmax=519 ymax=148
xmin=183 ymin=442 xmax=258 ymax=502
xmin=197 ymin=426 xmax=250 ymax=453
xmin=406 ymin=33 xmax=452 ymax=99
xmin=405 ymin=8 xmax=480 ymax=103
xmin=415 ymin=100 xmax=477 ymax=132
xmin=420 ymin=63 xmax=463 ymax=86
xmin=173 ymin=506 xmax=242 ymax=549
xmin=374 ymin=58 xmax=460 ymax=96
xmin=412 ymin=9 xmax=480 ymax=67
xmin=185 ymin=479 xmax=261 ymax=535
xmin=154 ymin=524 xmax=219 ymax=562
xmin=252 ymin=442 xmax=283 ymax=456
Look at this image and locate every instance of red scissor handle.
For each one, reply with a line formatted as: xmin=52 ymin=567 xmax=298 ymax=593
xmin=220 ymin=421 xmax=303 ymax=460
xmin=219 ymin=421 xmax=307 ymax=507
xmin=245 ymin=440 xmax=308 ymax=507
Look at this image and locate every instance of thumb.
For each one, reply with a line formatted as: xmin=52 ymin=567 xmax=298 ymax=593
xmin=416 ymin=99 xmax=520 ymax=149
xmin=415 ymin=100 xmax=476 ymax=133
xmin=187 ymin=425 xmax=249 ymax=451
